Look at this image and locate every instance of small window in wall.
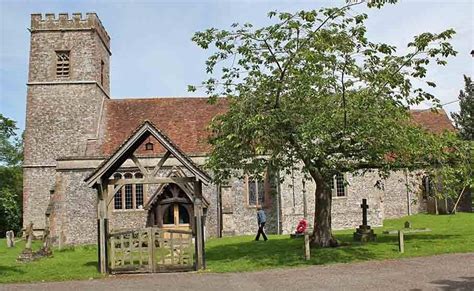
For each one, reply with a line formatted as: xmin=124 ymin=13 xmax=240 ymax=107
xmin=112 ymin=172 xmax=146 ymax=210
xmin=100 ymin=60 xmax=105 ymax=86
xmin=330 ymin=173 xmax=347 ymax=197
xmin=56 ymin=51 xmax=70 ymax=77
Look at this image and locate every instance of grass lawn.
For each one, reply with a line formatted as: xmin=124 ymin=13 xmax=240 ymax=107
xmin=205 ymin=213 xmax=474 ymax=272
xmin=1 ymin=213 xmax=473 ymax=283
xmin=0 ymin=241 xmax=103 ymax=284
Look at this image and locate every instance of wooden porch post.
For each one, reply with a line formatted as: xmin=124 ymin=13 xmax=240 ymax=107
xmin=194 ymin=180 xmax=204 ymax=270
xmin=97 ymin=179 xmax=109 ymax=274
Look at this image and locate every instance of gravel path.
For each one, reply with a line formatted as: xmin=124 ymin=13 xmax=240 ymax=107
xmin=2 ymin=253 xmax=474 ymax=290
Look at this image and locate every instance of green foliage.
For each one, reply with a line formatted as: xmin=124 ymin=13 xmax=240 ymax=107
xmin=0 ymin=114 xmax=23 ymax=235
xmin=191 ymin=3 xmax=457 ymax=245
xmin=425 ymin=132 xmax=473 ymax=203
xmin=451 ymin=75 xmax=474 ymax=141
xmin=191 ymin=4 xmax=456 ymax=182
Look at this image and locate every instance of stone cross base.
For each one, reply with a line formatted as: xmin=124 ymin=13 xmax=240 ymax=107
xmin=35 ymin=247 xmax=53 ymax=258
xmin=353 ymin=225 xmax=377 ymax=242
xmin=17 ymin=247 xmax=53 ymax=263
xmin=17 ymin=249 xmax=34 ymax=262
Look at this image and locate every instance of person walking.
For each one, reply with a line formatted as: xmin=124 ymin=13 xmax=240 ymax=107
xmin=255 ymin=206 xmax=268 ymax=241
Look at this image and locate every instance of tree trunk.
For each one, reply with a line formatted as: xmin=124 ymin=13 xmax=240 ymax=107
xmin=309 ymin=170 xmax=338 ymax=248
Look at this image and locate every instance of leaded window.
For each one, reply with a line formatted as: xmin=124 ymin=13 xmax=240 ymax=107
xmin=56 ymin=51 xmax=70 ymax=77
xmin=330 ymin=173 xmax=347 ymax=197
xmin=247 ymin=172 xmax=271 ymax=207
xmin=135 ymin=173 xmax=144 ymax=208
xmin=112 ymin=172 xmax=146 ymax=210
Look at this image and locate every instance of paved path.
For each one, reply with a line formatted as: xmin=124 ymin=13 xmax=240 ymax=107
xmin=2 ymin=253 xmax=474 ymax=290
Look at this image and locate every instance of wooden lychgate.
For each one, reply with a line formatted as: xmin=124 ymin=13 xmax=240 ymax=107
xmin=85 ymin=121 xmax=211 ymax=273
xmin=108 ymin=227 xmax=195 ymax=273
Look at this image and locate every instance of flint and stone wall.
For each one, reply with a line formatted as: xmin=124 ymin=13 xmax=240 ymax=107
xmin=46 ymin=158 xmax=431 ymax=245
xmin=23 ymin=13 xmax=110 ymax=231
xmin=219 ymin=178 xmax=278 ymax=236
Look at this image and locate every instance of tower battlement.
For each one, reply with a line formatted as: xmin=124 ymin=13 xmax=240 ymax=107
xmin=31 ymin=13 xmax=110 ymax=50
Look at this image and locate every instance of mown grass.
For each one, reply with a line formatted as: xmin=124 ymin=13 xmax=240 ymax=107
xmin=205 ymin=213 xmax=474 ymax=272
xmin=0 ymin=213 xmax=473 ymax=283
xmin=0 ymin=241 xmax=103 ymax=284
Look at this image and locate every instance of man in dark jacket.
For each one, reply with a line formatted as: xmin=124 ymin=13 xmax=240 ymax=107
xmin=255 ymin=206 xmax=268 ymax=241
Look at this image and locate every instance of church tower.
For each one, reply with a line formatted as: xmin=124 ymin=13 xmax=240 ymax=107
xmin=23 ymin=13 xmax=111 ymax=230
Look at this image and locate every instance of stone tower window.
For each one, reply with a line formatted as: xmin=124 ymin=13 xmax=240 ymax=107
xmin=100 ymin=60 xmax=105 ymax=86
xmin=56 ymin=51 xmax=70 ymax=77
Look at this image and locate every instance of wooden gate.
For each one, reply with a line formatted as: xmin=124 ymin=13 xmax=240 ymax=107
xmin=108 ymin=227 xmax=194 ymax=273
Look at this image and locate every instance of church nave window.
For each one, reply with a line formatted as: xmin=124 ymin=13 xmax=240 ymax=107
xmin=330 ymin=173 xmax=347 ymax=197
xmin=246 ymin=169 xmax=276 ymax=208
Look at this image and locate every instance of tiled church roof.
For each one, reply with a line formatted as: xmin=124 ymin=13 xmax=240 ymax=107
xmin=410 ymin=109 xmax=455 ymax=134
xmin=101 ymin=97 xmax=455 ymax=156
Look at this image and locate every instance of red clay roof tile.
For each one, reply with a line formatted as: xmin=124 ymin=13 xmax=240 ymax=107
xmin=100 ymin=97 xmax=454 ymax=156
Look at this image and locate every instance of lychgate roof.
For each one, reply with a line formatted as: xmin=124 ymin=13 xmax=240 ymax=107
xmin=85 ymin=120 xmax=212 ymax=187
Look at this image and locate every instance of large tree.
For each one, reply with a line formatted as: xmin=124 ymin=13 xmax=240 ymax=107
xmin=451 ymin=75 xmax=473 ymax=141
xmin=0 ymin=113 xmax=23 ymax=235
xmin=190 ymin=2 xmax=457 ymax=246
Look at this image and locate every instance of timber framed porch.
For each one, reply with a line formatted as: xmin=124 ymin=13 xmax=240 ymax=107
xmin=85 ymin=120 xmax=211 ymax=274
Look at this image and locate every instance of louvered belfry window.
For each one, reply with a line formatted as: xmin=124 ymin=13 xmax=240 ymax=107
xmin=56 ymin=51 xmax=70 ymax=77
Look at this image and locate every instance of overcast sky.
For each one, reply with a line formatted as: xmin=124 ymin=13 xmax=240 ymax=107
xmin=1 ymin=0 xmax=473 ymax=132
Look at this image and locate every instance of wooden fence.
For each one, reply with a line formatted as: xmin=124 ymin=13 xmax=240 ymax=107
xmin=108 ymin=227 xmax=194 ymax=273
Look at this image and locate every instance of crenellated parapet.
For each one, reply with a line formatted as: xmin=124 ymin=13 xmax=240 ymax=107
xmin=30 ymin=13 xmax=110 ymax=50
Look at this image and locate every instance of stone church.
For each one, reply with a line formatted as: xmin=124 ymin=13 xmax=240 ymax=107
xmin=23 ymin=13 xmax=456 ymax=245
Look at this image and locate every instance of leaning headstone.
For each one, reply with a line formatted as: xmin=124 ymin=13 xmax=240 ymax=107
xmin=353 ymin=199 xmax=376 ymax=242
xmin=6 ymin=230 xmax=15 ymax=247
xmin=17 ymin=222 xmax=35 ymax=262
xmin=34 ymin=226 xmax=53 ymax=258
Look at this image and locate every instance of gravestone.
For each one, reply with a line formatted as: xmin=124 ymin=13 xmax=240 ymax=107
xmin=353 ymin=199 xmax=376 ymax=242
xmin=404 ymin=221 xmax=412 ymax=229
xmin=6 ymin=230 xmax=15 ymax=247
xmin=17 ymin=222 xmax=35 ymax=262
xmin=34 ymin=226 xmax=53 ymax=258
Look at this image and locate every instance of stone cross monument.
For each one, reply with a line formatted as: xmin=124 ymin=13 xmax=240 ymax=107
xmin=353 ymin=199 xmax=376 ymax=242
